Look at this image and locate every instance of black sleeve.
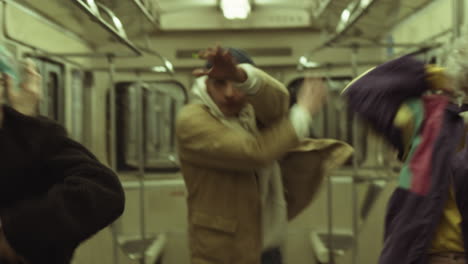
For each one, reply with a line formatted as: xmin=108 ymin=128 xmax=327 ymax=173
xmin=0 ymin=122 xmax=125 ymax=262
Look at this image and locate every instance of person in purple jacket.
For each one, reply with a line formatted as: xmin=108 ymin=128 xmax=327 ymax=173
xmin=343 ymin=37 xmax=468 ymax=264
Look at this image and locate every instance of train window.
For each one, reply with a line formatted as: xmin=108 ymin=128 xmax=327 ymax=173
xmin=144 ymin=82 xmax=187 ymax=171
xmin=71 ymin=70 xmax=84 ymax=143
xmin=114 ymin=80 xmax=187 ymax=174
xmin=82 ymin=71 xmax=94 ymax=147
xmin=30 ymin=57 xmax=65 ymax=125
xmin=47 ymin=72 xmax=59 ymax=121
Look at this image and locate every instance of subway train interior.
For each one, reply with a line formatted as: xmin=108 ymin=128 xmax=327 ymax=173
xmin=0 ymin=0 xmax=464 ymax=263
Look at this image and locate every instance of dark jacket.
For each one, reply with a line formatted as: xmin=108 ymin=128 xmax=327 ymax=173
xmin=0 ymin=106 xmax=125 ymax=264
xmin=343 ymin=56 xmax=468 ymax=264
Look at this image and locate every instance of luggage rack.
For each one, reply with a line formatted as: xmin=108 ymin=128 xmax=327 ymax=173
xmin=98 ymin=0 xmax=160 ymax=27
xmin=2 ymin=0 xmax=142 ymax=58
xmin=2 ymin=0 xmax=175 ymax=77
xmin=71 ymin=0 xmax=142 ymax=56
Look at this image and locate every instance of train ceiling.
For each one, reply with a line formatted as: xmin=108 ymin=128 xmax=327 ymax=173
xmin=10 ymin=0 xmax=435 ymax=50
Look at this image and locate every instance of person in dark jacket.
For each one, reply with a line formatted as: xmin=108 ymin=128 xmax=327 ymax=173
xmin=343 ymin=37 xmax=468 ymax=264
xmin=0 ymin=60 xmax=125 ymax=264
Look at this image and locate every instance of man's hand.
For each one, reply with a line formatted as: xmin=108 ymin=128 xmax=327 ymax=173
xmin=0 ymin=228 xmax=27 ymax=264
xmin=192 ymin=45 xmax=247 ymax=83
xmin=5 ymin=58 xmax=42 ymax=116
xmin=297 ymin=77 xmax=328 ymax=116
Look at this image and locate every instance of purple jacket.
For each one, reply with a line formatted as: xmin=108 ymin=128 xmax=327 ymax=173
xmin=343 ymin=55 xmax=468 ymax=264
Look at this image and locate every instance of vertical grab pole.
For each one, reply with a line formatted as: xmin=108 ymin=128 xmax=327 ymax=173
xmin=108 ymin=54 xmax=117 ymax=174
xmin=351 ymin=44 xmax=359 ymax=264
xmin=453 ymin=0 xmax=464 ymax=41
xmin=327 ymin=159 xmax=334 ymax=263
xmin=136 ymin=73 xmax=147 ymax=264
xmin=107 ymin=54 xmax=120 ymax=264
xmin=326 ymin=64 xmax=335 ymax=264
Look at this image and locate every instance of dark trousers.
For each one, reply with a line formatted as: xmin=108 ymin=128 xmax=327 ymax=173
xmin=261 ymin=248 xmax=282 ymax=264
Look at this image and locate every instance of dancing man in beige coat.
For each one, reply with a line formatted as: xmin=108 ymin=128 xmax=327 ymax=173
xmin=176 ymin=46 xmax=353 ymax=264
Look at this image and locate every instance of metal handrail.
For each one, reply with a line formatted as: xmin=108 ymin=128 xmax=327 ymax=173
xmin=132 ymin=0 xmax=159 ymax=26
xmin=95 ymin=2 xmax=127 ymax=38
xmin=2 ymin=0 xmax=142 ymax=57
xmin=72 ymin=0 xmax=143 ymax=56
xmin=137 ymin=46 xmax=175 ymax=75
xmin=303 ymin=0 xmax=378 ymax=59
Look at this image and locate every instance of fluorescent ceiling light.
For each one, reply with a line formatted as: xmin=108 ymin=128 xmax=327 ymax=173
xmin=299 ymin=56 xmax=320 ymax=68
xmin=305 ymin=62 xmax=320 ymax=68
xmin=152 ymin=66 xmax=167 ymax=72
xmin=220 ymin=0 xmax=251 ymax=20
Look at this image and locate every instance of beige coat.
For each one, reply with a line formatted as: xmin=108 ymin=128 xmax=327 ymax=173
xmin=176 ymin=68 xmax=353 ymax=264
